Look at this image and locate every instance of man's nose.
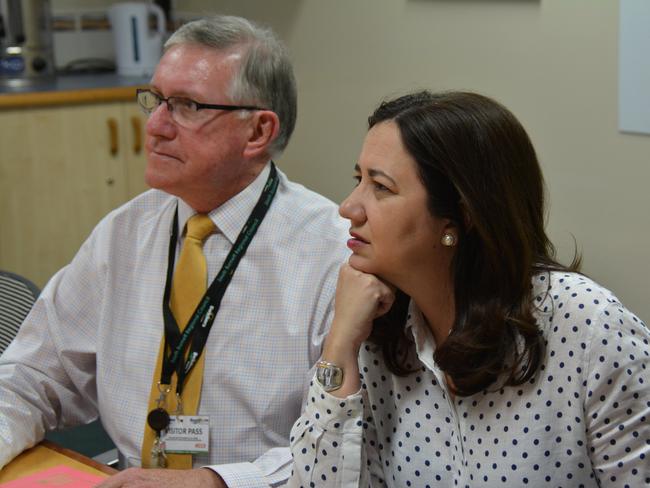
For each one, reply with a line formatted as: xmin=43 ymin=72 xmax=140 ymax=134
xmin=145 ymin=102 xmax=176 ymax=139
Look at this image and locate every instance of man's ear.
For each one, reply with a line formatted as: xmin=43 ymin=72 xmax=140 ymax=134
xmin=243 ymin=110 xmax=280 ymax=159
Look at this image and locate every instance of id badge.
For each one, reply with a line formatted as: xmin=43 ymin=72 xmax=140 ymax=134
xmin=163 ymin=415 xmax=210 ymax=454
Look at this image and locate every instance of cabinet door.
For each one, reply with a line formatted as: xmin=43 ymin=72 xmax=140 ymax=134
xmin=0 ymin=103 xmax=129 ymax=287
xmin=121 ymin=102 xmax=150 ymax=199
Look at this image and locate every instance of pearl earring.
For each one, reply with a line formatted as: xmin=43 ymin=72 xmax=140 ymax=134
xmin=441 ymin=233 xmax=456 ymax=247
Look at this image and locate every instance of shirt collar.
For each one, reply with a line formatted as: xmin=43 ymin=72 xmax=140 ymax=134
xmin=405 ymin=299 xmax=441 ymax=375
xmin=177 ymin=162 xmax=273 ymax=244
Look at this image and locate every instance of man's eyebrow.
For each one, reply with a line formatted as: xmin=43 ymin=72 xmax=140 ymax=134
xmin=147 ymin=85 xmax=197 ymax=100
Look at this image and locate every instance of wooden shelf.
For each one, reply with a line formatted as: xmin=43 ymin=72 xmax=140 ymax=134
xmin=0 ymin=85 xmax=144 ymax=109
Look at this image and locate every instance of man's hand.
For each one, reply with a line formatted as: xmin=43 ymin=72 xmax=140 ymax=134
xmin=94 ymin=467 xmax=226 ymax=488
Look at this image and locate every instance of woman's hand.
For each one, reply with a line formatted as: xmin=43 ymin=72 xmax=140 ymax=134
xmin=330 ymin=263 xmax=395 ymax=350
xmin=321 ymin=263 xmax=395 ymax=396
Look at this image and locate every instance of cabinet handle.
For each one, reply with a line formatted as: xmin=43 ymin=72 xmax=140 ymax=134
xmin=131 ymin=116 xmax=142 ymax=154
xmin=107 ymin=118 xmax=118 ymax=156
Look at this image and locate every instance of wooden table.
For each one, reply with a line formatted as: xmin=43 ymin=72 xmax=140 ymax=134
xmin=0 ymin=440 xmax=117 ymax=483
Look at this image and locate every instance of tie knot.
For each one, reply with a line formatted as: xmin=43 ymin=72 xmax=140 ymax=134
xmin=185 ymin=214 xmax=215 ymax=242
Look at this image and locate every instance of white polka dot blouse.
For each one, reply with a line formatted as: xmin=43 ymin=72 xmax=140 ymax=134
xmin=288 ymin=271 xmax=650 ymax=487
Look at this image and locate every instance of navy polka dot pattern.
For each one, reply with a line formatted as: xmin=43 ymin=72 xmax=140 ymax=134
xmin=288 ymin=272 xmax=650 ymax=487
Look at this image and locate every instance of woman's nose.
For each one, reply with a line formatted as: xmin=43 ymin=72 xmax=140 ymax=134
xmin=339 ymin=187 xmax=366 ymax=224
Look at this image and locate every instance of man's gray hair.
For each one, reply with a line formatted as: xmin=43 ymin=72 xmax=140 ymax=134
xmin=165 ymin=15 xmax=297 ymax=156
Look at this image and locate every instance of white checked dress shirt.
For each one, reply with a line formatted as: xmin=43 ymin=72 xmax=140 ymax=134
xmin=289 ymin=271 xmax=650 ymax=487
xmin=0 ymin=163 xmax=350 ymax=487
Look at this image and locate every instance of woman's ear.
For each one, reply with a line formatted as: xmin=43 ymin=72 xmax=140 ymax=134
xmin=461 ymin=200 xmax=472 ymax=230
xmin=243 ymin=110 xmax=280 ymax=159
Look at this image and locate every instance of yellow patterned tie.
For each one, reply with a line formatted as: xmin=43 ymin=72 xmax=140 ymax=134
xmin=142 ymin=214 xmax=216 ymax=469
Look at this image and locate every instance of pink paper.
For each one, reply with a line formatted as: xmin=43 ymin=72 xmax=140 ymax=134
xmin=0 ymin=465 xmax=105 ymax=488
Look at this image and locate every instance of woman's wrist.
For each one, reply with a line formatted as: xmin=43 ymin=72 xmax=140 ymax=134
xmin=321 ymin=333 xmax=362 ymax=370
xmin=320 ymin=330 xmax=363 ymax=397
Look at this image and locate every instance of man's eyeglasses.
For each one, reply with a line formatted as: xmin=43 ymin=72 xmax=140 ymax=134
xmin=136 ymin=88 xmax=266 ymax=129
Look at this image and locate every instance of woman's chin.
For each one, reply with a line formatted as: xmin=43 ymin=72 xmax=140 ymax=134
xmin=348 ymin=256 xmax=401 ymax=291
xmin=348 ymin=254 xmax=384 ymax=278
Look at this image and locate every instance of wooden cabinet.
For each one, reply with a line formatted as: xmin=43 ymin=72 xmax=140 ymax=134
xmin=122 ymin=102 xmax=150 ymax=199
xmin=0 ymin=100 xmax=149 ymax=288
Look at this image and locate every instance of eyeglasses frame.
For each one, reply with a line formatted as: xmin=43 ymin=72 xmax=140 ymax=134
xmin=135 ymin=88 xmax=266 ymax=115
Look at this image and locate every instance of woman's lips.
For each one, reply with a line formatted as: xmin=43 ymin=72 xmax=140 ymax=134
xmin=347 ymin=232 xmax=369 ymax=250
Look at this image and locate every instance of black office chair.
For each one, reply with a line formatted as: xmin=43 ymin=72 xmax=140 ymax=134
xmin=0 ymin=270 xmax=40 ymax=355
xmin=0 ymin=269 xmax=118 ymax=466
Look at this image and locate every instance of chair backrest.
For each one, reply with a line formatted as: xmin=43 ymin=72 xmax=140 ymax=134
xmin=0 ymin=271 xmax=117 ymax=463
xmin=0 ymin=270 xmax=40 ymax=354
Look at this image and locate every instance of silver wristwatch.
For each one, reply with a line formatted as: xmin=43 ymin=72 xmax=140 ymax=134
xmin=315 ymin=360 xmax=344 ymax=392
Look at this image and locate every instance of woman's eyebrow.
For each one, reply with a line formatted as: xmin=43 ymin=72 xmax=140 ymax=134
xmin=353 ymin=164 xmax=397 ymax=186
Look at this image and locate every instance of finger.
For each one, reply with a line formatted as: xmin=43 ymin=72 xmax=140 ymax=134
xmin=367 ymin=272 xmax=396 ymax=315
xmin=375 ymin=287 xmax=396 ymax=317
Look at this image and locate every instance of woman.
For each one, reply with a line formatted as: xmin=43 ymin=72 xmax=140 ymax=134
xmin=288 ymin=91 xmax=649 ymax=487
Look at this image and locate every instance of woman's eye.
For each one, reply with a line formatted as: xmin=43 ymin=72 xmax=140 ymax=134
xmin=373 ymin=182 xmax=390 ymax=192
xmin=353 ymin=176 xmax=361 ymax=187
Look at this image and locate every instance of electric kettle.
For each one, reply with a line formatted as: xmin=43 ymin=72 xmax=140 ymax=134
xmin=108 ymin=2 xmax=165 ymax=77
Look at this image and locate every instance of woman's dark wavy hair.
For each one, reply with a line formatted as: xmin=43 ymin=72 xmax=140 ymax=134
xmin=368 ymin=90 xmax=580 ymax=396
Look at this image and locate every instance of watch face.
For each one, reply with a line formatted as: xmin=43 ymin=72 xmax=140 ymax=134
xmin=316 ymin=361 xmax=343 ymax=392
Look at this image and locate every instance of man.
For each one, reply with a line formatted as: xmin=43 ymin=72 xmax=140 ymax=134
xmin=0 ymin=16 xmax=348 ymax=487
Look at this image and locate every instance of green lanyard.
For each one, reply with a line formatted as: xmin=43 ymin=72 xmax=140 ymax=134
xmin=160 ymin=163 xmax=279 ymax=395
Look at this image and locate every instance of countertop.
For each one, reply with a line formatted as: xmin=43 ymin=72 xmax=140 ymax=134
xmin=0 ymin=73 xmax=150 ymax=109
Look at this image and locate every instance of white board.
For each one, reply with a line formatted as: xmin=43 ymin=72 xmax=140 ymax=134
xmin=619 ymin=0 xmax=650 ymax=135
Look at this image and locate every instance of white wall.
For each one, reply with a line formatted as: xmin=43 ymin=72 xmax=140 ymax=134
xmin=182 ymin=0 xmax=650 ymax=321
xmin=55 ymin=0 xmax=650 ymax=321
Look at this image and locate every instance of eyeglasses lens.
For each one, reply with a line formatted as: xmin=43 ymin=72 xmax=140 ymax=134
xmin=137 ymin=90 xmax=223 ymax=129
xmin=138 ymin=90 xmax=160 ymax=113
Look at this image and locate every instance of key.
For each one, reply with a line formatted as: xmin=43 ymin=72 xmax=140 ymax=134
xmin=150 ymin=435 xmax=167 ymax=468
